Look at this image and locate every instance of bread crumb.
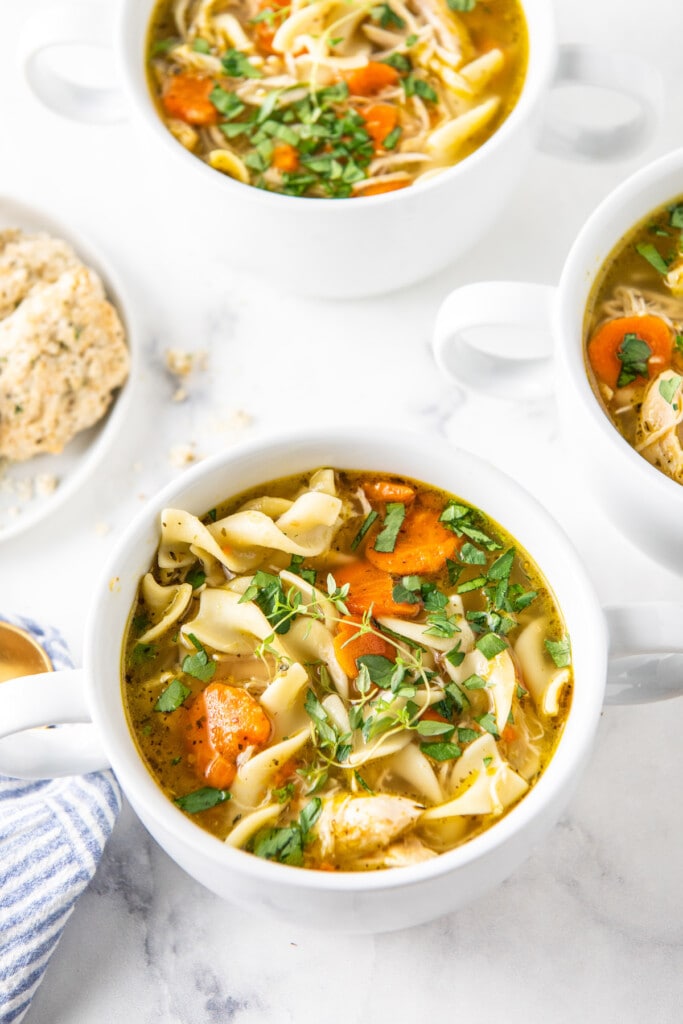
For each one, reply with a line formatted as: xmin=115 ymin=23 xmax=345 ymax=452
xmin=172 ymin=386 xmax=187 ymax=403
xmin=165 ymin=348 xmax=208 ymax=378
xmin=35 ymin=473 xmax=58 ymax=497
xmin=169 ymin=443 xmax=198 ymax=467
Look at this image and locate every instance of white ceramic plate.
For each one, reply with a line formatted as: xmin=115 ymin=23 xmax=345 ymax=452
xmin=0 ymin=196 xmax=138 ymax=541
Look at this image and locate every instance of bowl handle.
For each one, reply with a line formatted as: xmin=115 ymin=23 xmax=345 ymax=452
xmin=540 ymin=44 xmax=663 ymax=161
xmin=18 ymin=2 xmax=126 ymax=124
xmin=0 ymin=668 xmax=110 ymax=778
xmin=604 ymin=604 xmax=683 ymax=704
xmin=432 ymin=281 xmax=556 ymax=399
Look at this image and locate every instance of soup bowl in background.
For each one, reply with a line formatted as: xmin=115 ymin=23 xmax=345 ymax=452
xmin=432 ymin=148 xmax=683 ymax=573
xmin=18 ymin=0 xmax=662 ymax=297
xmin=0 ymin=428 xmax=681 ymax=934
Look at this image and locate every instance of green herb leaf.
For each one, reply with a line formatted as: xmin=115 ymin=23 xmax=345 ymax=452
xmin=288 ymin=554 xmax=316 ymax=586
xmin=175 ymin=787 xmax=230 ymax=813
xmin=476 ymin=712 xmax=499 ymax=736
xmin=487 ymin=548 xmax=515 ymax=582
xmin=392 ymin=579 xmax=422 ymax=604
xmin=447 ymin=0 xmax=476 ymax=9
xmin=370 ymin=3 xmax=406 ymax=28
xmin=382 ymin=52 xmax=412 ymax=72
xmin=252 ymin=825 xmax=303 ymax=865
xmin=383 ymin=125 xmax=402 ymax=150
xmin=445 ymin=642 xmax=465 ymax=667
xmin=351 ymin=509 xmax=378 ymax=550
xmin=210 ymin=85 xmax=245 ymax=120
xmin=151 ymin=37 xmax=180 ymax=56
xmin=355 ymin=654 xmax=396 ymax=688
xmin=130 ymin=642 xmax=158 ymax=666
xmin=421 ymin=583 xmax=448 ymax=611
xmin=186 ymin=568 xmax=206 ymax=589
xmin=616 ymin=332 xmax=652 ymax=388
xmin=354 ymin=770 xmax=374 ymax=794
xmin=241 ymin=570 xmax=293 ymax=634
xmin=424 ymin=612 xmax=459 ymax=638
xmin=670 ymin=205 xmax=683 ymax=229
xmin=403 ymin=74 xmax=438 ymax=102
xmin=298 ymin=797 xmax=322 ymax=840
xmin=659 ymin=374 xmax=683 ymax=405
xmin=457 ymin=726 xmax=479 ymax=744
xmin=460 ymin=542 xmax=486 ymax=565
xmin=192 ymin=37 xmax=211 ymax=53
xmin=476 ymin=633 xmax=507 ymax=659
xmin=272 ymin=782 xmax=295 ymax=803
xmin=635 ymin=241 xmax=670 ymax=275
xmin=545 ymin=636 xmax=571 ymax=668
xmin=416 ymin=719 xmax=455 ymax=738
xmin=462 ymin=673 xmax=487 ymax=690
xmin=457 ymin=575 xmax=487 ymax=594
xmin=373 ymin=502 xmax=406 ymax=553
xmin=155 ymin=678 xmax=191 ymax=713
xmin=222 ymin=49 xmax=263 ymax=78
xmin=405 ymin=32 xmax=418 ymax=45
xmin=182 ymin=633 xmax=216 ymax=681
xmin=420 ymin=741 xmax=462 ymax=761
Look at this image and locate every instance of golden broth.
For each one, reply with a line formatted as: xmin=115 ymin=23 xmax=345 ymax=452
xmin=123 ymin=468 xmax=571 ymax=872
xmin=146 ymin=0 xmax=528 ymax=198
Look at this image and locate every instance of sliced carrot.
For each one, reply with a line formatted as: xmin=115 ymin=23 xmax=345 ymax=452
xmin=501 ymin=724 xmax=517 ymax=743
xmin=253 ymin=0 xmax=290 ymax=54
xmin=357 ymin=180 xmax=410 ymax=197
xmin=333 ymin=559 xmax=421 ymax=619
xmin=184 ymin=683 xmax=271 ymax=789
xmin=345 ymin=62 xmax=399 ymax=96
xmin=272 ymin=142 xmax=299 ymax=172
xmin=333 ymin=616 xmax=396 ymax=677
xmin=359 ymin=103 xmax=398 ymax=151
xmin=162 ymin=74 xmax=219 ymax=126
xmin=363 ymin=480 xmax=416 ymax=505
xmin=587 ymin=315 xmax=673 ymax=389
xmin=272 ymin=757 xmax=298 ymax=788
xmin=365 ymin=503 xmax=461 ymax=575
xmin=421 ymin=708 xmax=450 ymax=724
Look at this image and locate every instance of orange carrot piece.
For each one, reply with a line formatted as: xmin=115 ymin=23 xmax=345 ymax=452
xmin=333 ymin=616 xmax=396 ymax=677
xmin=253 ymin=0 xmax=289 ymax=54
xmin=357 ymin=180 xmax=410 ymax=197
xmin=272 ymin=142 xmax=299 ymax=172
xmin=184 ymin=683 xmax=271 ymax=789
xmin=501 ymin=724 xmax=517 ymax=743
xmin=587 ymin=315 xmax=673 ymax=389
xmin=365 ymin=504 xmax=461 ymax=575
xmin=421 ymin=708 xmax=450 ymax=724
xmin=363 ymin=480 xmax=416 ymax=505
xmin=359 ymin=103 xmax=398 ymax=150
xmin=333 ymin=559 xmax=421 ymax=619
xmin=162 ymin=74 xmax=219 ymax=126
xmin=345 ymin=62 xmax=399 ymax=96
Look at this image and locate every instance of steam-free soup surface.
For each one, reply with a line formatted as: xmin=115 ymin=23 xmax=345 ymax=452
xmin=585 ymin=196 xmax=683 ymax=484
xmin=147 ymin=0 xmax=527 ymax=197
xmin=123 ymin=468 xmax=571 ymax=871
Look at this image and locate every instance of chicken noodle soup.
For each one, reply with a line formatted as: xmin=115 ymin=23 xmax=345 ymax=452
xmin=147 ymin=0 xmax=527 ymax=198
xmin=585 ymin=198 xmax=683 ymax=485
xmin=123 ymin=469 xmax=571 ymax=871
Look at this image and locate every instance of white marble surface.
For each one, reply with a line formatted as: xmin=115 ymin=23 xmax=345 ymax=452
xmin=2 ymin=0 xmax=683 ymax=1020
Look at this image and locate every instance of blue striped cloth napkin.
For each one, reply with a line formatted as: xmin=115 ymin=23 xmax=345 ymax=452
xmin=0 ymin=614 xmax=121 ymax=1024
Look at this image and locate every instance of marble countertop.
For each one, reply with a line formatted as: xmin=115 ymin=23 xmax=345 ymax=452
xmin=2 ymin=0 xmax=682 ymax=1020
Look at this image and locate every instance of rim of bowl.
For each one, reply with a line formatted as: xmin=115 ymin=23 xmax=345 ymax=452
xmin=0 ymin=195 xmax=140 ymax=543
xmin=86 ymin=426 xmax=606 ymax=894
xmin=556 ymin=146 xmax=683 ymax=511
xmin=117 ymin=0 xmax=556 ymax=210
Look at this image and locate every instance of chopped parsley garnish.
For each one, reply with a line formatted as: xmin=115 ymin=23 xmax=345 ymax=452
xmin=373 ymin=502 xmax=406 ymax=552
xmin=222 ymin=48 xmax=263 ymax=78
xmin=272 ymin=782 xmax=295 ymax=803
xmin=382 ymin=52 xmax=412 ymax=72
xmin=211 ymin=86 xmax=245 ymax=120
xmin=403 ymin=74 xmax=438 ymax=103
xmin=447 ymin=0 xmax=476 ymax=9
xmin=476 ymin=712 xmax=499 ymax=737
xmin=617 ymin=333 xmax=651 ymax=388
xmin=416 ymin=719 xmax=455 ymax=738
xmin=175 ymin=787 xmax=230 ymax=813
xmin=476 ymin=633 xmax=507 ymax=659
xmin=354 ymin=770 xmax=374 ymax=794
xmin=251 ymin=798 xmax=322 ymax=866
xmin=351 ymin=509 xmax=379 ymax=550
xmin=405 ymin=32 xmax=418 ymax=45
xmin=445 ymin=643 xmax=465 ymax=667
xmin=635 ymin=241 xmax=670 ymax=275
xmin=659 ymin=374 xmax=683 ymax=405
xmin=420 ymin=741 xmax=462 ymax=762
xmin=457 ymin=726 xmax=479 ymax=744
xmin=182 ymin=633 xmax=216 ymax=681
xmin=304 ymin=689 xmax=352 ymax=761
xmin=186 ymin=568 xmax=206 ymax=589
xmin=383 ymin=125 xmax=402 ymax=149
xmin=545 ymin=636 xmax=571 ymax=668
xmin=670 ymin=205 xmax=683 ymax=229
xmin=240 ymin=570 xmax=294 ymax=634
xmin=154 ymin=678 xmax=191 ymax=713
xmin=192 ymin=37 xmax=211 ymax=53
xmin=462 ymin=673 xmax=487 ymax=690
xmin=460 ymin=542 xmax=487 ymax=565
xmin=130 ymin=643 xmax=158 ymax=666
xmin=370 ymin=3 xmax=406 ymax=29
xmin=151 ymin=37 xmax=180 ymax=56
xmin=288 ymin=554 xmax=316 ymax=586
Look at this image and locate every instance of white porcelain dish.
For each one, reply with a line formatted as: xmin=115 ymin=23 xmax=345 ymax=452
xmin=0 ymin=196 xmax=139 ymax=543
xmin=17 ymin=1 xmax=662 ymax=297
xmin=432 ymin=148 xmax=683 ymax=572
xmin=0 ymin=428 xmax=680 ymax=934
